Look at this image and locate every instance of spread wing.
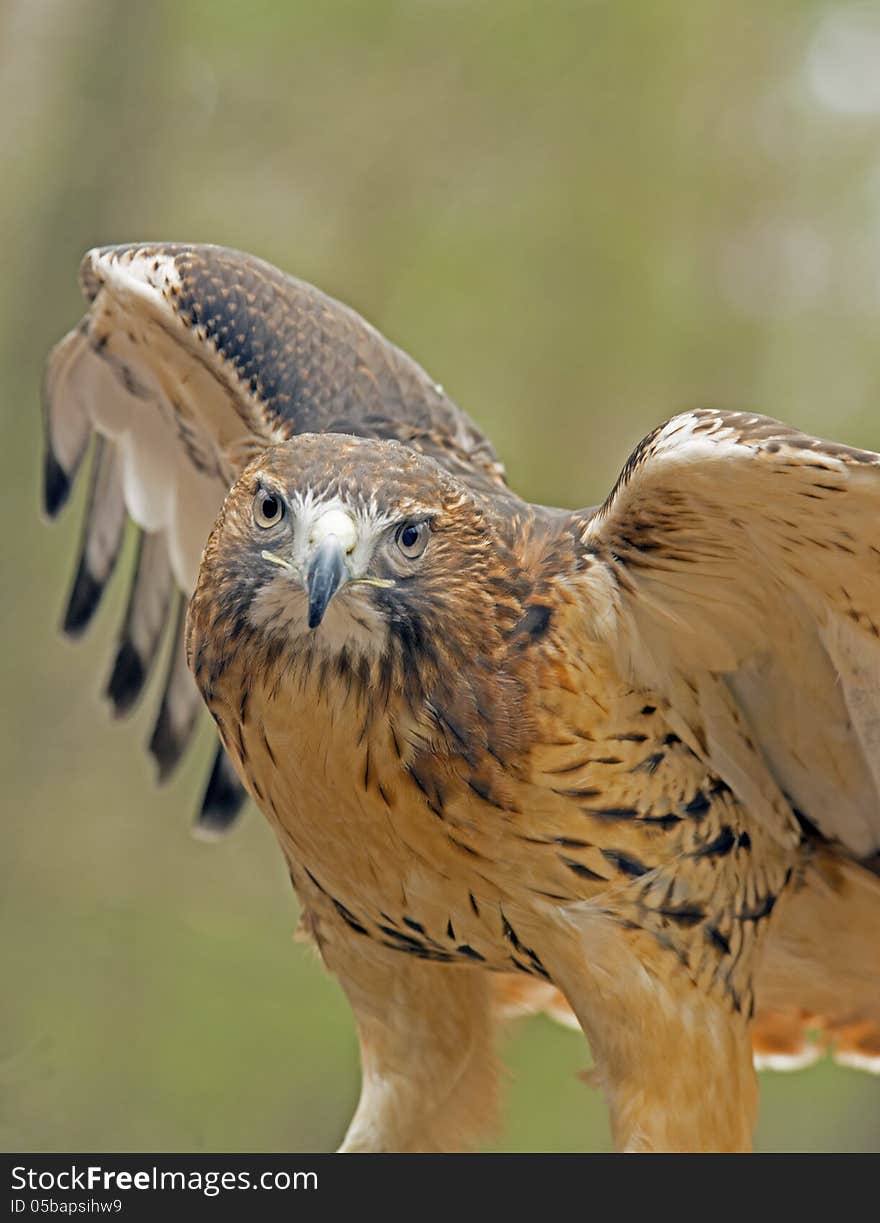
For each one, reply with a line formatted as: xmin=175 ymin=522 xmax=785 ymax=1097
xmin=44 ymin=242 xmax=504 ymax=834
xmin=570 ymin=409 xmax=880 ymax=860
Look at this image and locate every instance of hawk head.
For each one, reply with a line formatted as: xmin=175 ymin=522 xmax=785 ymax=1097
xmin=189 ymin=434 xmax=534 ymax=688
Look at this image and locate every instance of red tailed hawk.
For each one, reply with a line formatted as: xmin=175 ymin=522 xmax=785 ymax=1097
xmin=43 ymin=244 xmax=880 ymax=1151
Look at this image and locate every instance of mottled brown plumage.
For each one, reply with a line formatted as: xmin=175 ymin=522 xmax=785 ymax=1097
xmin=43 ymin=244 xmax=880 ymax=1151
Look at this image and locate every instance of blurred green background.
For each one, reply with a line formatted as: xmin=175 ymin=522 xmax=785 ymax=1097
xmin=2 ymin=0 xmax=879 ymax=1152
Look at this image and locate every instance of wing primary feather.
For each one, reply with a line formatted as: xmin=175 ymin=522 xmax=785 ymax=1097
xmin=61 ymin=437 xmax=125 ymax=637
xmin=62 ymin=558 xmax=103 ymax=638
xmin=42 ymin=326 xmax=92 ymax=519
xmin=148 ymin=596 xmax=200 ymax=782
xmin=106 ymin=529 xmax=174 ymax=716
xmin=194 ymin=745 xmax=248 ymax=839
xmin=43 ymin=448 xmax=72 ymax=519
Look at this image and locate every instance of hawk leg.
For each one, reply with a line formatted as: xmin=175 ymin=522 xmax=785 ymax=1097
xmin=319 ymin=930 xmax=500 ymax=1152
xmin=543 ymin=833 xmax=796 ymax=1152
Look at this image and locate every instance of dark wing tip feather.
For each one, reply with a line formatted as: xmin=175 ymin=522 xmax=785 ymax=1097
xmin=148 ymin=701 xmax=186 ymax=783
xmin=61 ymin=561 xmax=104 ymax=637
xmin=105 ymin=640 xmax=146 ymax=716
xmin=194 ymin=745 xmax=248 ymax=838
xmin=105 ymin=531 xmax=174 ymax=718
xmin=43 ymin=448 xmax=71 ymax=519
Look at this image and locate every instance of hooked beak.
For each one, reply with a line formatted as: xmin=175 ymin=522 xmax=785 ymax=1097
xmin=306 ymin=535 xmax=348 ymax=629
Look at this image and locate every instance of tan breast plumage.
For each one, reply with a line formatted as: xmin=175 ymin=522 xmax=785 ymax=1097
xmin=201 ymin=601 xmax=786 ymax=1017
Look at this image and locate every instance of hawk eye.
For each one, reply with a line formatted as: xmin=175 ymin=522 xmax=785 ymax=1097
xmin=254 ymin=488 xmax=285 ymax=529
xmin=395 ymin=520 xmax=429 ymax=559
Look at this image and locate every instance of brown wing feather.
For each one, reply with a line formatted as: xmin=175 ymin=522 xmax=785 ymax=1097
xmin=44 ymin=243 xmax=505 ymax=830
xmin=572 ymin=409 xmax=880 ymax=859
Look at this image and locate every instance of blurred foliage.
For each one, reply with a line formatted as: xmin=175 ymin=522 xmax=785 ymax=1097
xmin=1 ymin=0 xmax=879 ymax=1152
